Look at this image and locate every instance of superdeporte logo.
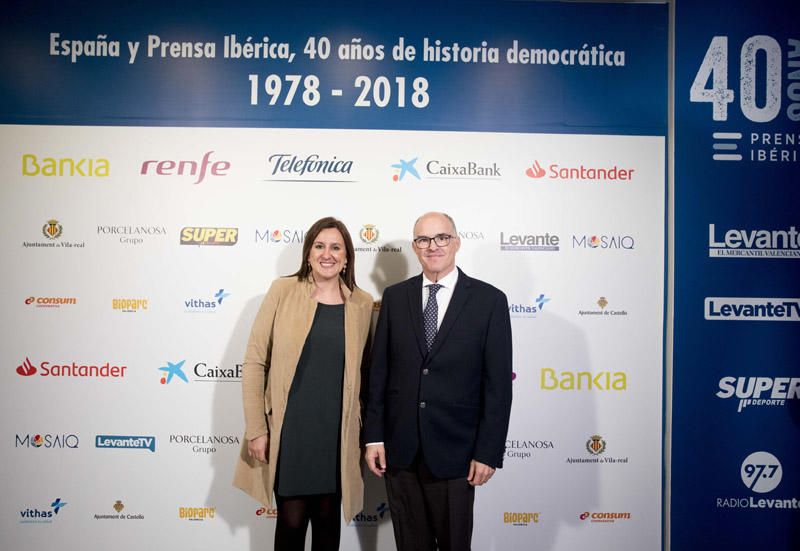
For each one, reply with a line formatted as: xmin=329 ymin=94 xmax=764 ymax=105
xmin=524 ymin=160 xmax=634 ymax=181
xmin=717 ymin=376 xmax=799 ymax=413
xmin=95 ymin=435 xmax=156 ymax=452
xmin=708 ymin=224 xmax=800 ymax=258
xmin=180 ymin=227 xmax=238 ymax=246
xmin=705 ymin=298 xmax=800 ymax=321
xmin=15 ymin=357 xmax=127 ymax=378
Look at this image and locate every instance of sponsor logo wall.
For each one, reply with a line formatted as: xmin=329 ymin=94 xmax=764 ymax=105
xmin=0 ymin=2 xmax=666 ymax=550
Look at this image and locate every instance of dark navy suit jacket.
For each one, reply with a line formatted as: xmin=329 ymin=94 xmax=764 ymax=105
xmin=364 ymin=268 xmax=513 ymax=479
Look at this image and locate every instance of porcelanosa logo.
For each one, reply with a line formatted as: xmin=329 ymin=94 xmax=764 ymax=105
xmin=15 ymin=433 xmax=79 ymax=449
xmin=524 ymin=160 xmax=635 ymax=182
xmin=708 ymin=224 xmax=800 ymax=258
xmin=572 ymin=234 xmax=635 ymax=250
xmin=169 ymin=434 xmax=241 ymax=454
xmin=95 ymin=435 xmax=156 ymax=452
xmin=716 ymin=376 xmax=799 ymax=413
xmin=185 ymin=289 xmax=230 ymax=313
xmin=509 ymin=294 xmax=550 ymax=318
xmin=504 ymin=438 xmax=554 ymax=460
xmin=139 ymin=151 xmax=230 ymax=185
xmin=265 ymin=153 xmax=354 ymax=182
xmin=705 ymin=298 xmax=800 ymax=321
xmin=15 ymin=357 xmax=127 ymax=379
xmin=19 ymin=498 xmax=67 ymax=524
xmin=717 ymin=451 xmax=800 ymax=510
xmin=97 ymin=225 xmax=167 ymax=245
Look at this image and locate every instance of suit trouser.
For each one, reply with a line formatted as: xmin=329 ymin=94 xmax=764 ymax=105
xmin=384 ymin=453 xmax=475 ymax=551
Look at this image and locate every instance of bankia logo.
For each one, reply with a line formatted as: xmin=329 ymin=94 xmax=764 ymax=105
xmin=15 ymin=433 xmax=79 ymax=449
xmin=22 ymin=153 xmax=109 ymax=177
xmin=23 ymin=219 xmax=86 ymax=249
xmin=140 ymin=151 xmax=230 ymax=185
xmin=255 ymin=227 xmax=306 ymax=245
xmin=180 ymin=227 xmax=238 ymax=246
xmin=265 ymin=153 xmax=354 ymax=182
xmin=708 ymin=224 xmax=800 ymax=258
xmin=539 ymin=368 xmax=627 ymax=391
xmin=716 ymin=376 xmax=799 ymax=413
xmin=705 ymin=298 xmax=800 ymax=321
xmin=717 ymin=451 xmax=799 ymax=510
xmin=500 ymin=231 xmax=560 ymax=252
xmin=185 ymin=289 xmax=231 ymax=313
xmin=391 ymin=157 xmax=420 ymax=182
xmin=572 ymin=234 xmax=635 ymax=250
xmin=524 ymin=159 xmax=634 ymax=181
xmin=19 ymin=498 xmax=67 ymax=524
xmin=16 ymin=357 xmax=127 ymax=379
xmin=95 ymin=435 xmax=156 ymax=452
xmin=25 ymin=296 xmax=77 ymax=308
xmin=509 ymin=294 xmax=550 ymax=318
xmin=97 ymin=225 xmax=167 ymax=245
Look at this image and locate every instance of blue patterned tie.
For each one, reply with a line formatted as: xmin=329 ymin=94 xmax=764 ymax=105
xmin=423 ymin=284 xmax=442 ymax=350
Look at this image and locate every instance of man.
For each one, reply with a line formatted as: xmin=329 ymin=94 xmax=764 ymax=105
xmin=364 ymin=212 xmax=513 ymax=551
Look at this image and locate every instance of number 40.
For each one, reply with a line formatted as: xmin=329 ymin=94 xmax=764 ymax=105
xmin=690 ymin=35 xmax=782 ymax=122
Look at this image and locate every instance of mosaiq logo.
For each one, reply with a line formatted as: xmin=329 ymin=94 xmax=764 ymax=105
xmin=717 ymin=451 xmax=799 ymax=510
xmin=140 ymin=151 xmax=230 ymax=185
xmin=716 ymin=376 xmax=799 ymax=413
xmin=572 ymin=234 xmax=635 ymax=250
xmin=265 ymin=153 xmax=354 ymax=182
xmin=255 ymin=227 xmax=306 ymax=244
xmin=708 ymin=224 xmax=800 ymax=258
xmin=15 ymin=433 xmax=79 ymax=449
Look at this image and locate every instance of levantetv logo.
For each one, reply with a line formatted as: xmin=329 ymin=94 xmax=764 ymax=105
xmin=705 ymin=298 xmax=800 ymax=321
xmin=95 ymin=435 xmax=156 ymax=452
xmin=708 ymin=224 xmax=800 ymax=258
xmin=20 ymin=498 xmax=67 ymax=524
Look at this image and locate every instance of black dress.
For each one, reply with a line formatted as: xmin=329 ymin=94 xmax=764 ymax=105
xmin=276 ymin=303 xmax=345 ymax=496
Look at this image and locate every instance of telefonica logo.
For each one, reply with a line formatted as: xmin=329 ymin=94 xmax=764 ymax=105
xmin=22 ymin=154 xmax=109 ymax=177
xmin=524 ymin=160 xmax=634 ymax=181
xmin=708 ymin=224 xmax=800 ymax=258
xmin=265 ymin=153 xmax=354 ymax=182
xmin=704 ymin=298 xmax=800 ymax=321
xmin=717 ymin=376 xmax=799 ymax=413
xmin=140 ymin=151 xmax=230 ymax=185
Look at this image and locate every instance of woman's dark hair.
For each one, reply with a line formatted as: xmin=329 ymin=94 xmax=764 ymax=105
xmin=291 ymin=217 xmax=356 ymax=290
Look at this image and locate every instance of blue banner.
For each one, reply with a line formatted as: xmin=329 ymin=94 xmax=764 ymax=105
xmin=673 ymin=0 xmax=800 ymax=548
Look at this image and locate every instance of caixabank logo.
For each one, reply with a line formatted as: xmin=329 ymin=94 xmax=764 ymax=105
xmin=15 ymin=433 xmax=79 ymax=449
xmin=716 ymin=376 xmax=799 ymax=413
xmin=158 ymin=360 xmax=242 ymax=384
xmin=705 ymin=297 xmax=800 ymax=321
xmin=708 ymin=224 xmax=800 ymax=258
xmin=19 ymin=498 xmax=67 ymax=524
xmin=15 ymin=357 xmax=127 ymax=379
xmin=717 ymin=451 xmax=799 ymax=510
xmin=524 ymin=160 xmax=635 ymax=182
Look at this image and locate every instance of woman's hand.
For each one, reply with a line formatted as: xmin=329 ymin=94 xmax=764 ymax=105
xmin=248 ymin=434 xmax=269 ymax=463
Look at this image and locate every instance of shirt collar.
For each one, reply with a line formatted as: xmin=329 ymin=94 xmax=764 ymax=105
xmin=422 ymin=267 xmax=459 ymax=290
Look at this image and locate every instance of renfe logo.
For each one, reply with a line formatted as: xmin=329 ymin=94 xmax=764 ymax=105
xmin=705 ymin=298 xmax=800 ymax=321
xmin=140 ymin=151 xmax=230 ymax=185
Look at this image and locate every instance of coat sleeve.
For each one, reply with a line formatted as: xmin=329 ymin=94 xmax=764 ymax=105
xmin=473 ymin=290 xmax=513 ymax=468
xmin=241 ymin=279 xmax=283 ymax=441
xmin=363 ymin=291 xmax=391 ymax=444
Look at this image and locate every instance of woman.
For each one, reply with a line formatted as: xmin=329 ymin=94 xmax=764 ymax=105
xmin=233 ymin=217 xmax=373 ymax=551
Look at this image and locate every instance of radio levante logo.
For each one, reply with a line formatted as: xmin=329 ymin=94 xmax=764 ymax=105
xmin=716 ymin=376 xmax=799 ymax=413
xmin=717 ymin=451 xmax=799 ymax=510
xmin=265 ymin=153 xmax=354 ymax=182
xmin=15 ymin=357 xmax=127 ymax=379
xmin=524 ymin=159 xmax=634 ymax=181
xmin=705 ymin=297 xmax=800 ymax=321
xmin=708 ymin=224 xmax=800 ymax=258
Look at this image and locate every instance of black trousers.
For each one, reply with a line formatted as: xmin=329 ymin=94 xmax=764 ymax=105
xmin=384 ymin=454 xmax=475 ymax=551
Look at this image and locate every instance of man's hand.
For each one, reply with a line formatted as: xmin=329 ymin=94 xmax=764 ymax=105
xmin=248 ymin=434 xmax=269 ymax=463
xmin=365 ymin=444 xmax=387 ymax=477
xmin=467 ymin=459 xmax=495 ymax=486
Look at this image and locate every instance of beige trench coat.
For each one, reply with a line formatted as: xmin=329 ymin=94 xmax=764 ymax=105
xmin=232 ymin=276 xmax=373 ymax=523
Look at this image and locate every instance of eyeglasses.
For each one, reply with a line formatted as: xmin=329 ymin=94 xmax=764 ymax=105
xmin=413 ymin=234 xmax=453 ymax=248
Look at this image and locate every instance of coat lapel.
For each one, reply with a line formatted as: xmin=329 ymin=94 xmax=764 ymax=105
xmin=426 ymin=269 xmax=471 ymax=361
xmin=406 ymin=275 xmax=427 ymax=357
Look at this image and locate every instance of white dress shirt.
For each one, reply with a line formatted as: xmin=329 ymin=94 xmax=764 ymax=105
xmin=422 ymin=268 xmax=459 ymax=330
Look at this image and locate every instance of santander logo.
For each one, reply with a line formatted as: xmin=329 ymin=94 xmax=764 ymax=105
xmin=525 ymin=161 xmax=546 ymax=179
xmin=17 ymin=357 xmax=37 ymax=376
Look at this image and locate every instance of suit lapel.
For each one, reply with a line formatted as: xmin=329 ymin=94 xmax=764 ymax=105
xmin=406 ymin=275 xmax=427 ymax=357
xmin=426 ymin=269 xmax=471 ymax=361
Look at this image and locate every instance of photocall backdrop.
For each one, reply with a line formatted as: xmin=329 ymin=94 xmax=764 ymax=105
xmin=1 ymin=2 xmax=667 ymax=550
xmin=672 ymin=0 xmax=800 ymax=549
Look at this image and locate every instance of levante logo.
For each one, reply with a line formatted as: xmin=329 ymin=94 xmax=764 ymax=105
xmin=708 ymin=224 xmax=800 ymax=258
